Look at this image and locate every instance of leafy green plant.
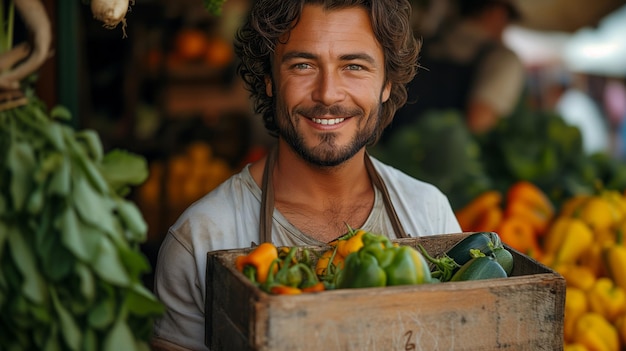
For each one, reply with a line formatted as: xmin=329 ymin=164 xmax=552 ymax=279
xmin=0 ymin=94 xmax=164 ymax=350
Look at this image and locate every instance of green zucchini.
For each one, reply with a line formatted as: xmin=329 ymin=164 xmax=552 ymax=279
xmin=445 ymin=232 xmax=503 ymax=267
xmin=449 ymin=256 xmax=508 ymax=282
xmin=492 ymin=247 xmax=514 ymax=276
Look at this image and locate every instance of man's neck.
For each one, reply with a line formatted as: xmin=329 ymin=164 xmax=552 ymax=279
xmin=252 ymin=141 xmax=375 ymax=241
xmin=272 ymin=142 xmax=371 ymax=205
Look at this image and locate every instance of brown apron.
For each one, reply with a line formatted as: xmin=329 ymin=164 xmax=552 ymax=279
xmin=258 ymin=147 xmax=408 ymax=243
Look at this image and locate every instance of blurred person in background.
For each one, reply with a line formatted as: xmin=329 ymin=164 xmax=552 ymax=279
xmin=554 ymin=73 xmax=610 ymax=155
xmin=383 ymin=0 xmax=525 ymax=140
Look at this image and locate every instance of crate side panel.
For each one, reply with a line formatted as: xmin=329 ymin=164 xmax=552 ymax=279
xmin=260 ymin=276 xmax=564 ymax=351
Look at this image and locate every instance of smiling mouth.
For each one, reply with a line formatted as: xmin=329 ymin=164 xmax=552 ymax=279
xmin=311 ymin=117 xmax=345 ymax=126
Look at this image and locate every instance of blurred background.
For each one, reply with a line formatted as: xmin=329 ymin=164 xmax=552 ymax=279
xmin=28 ymin=0 xmax=626 ymax=286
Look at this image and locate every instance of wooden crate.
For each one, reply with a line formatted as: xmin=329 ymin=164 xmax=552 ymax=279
xmin=205 ymin=232 xmax=565 ymax=350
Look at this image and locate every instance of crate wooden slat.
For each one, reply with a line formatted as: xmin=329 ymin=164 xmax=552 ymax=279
xmin=206 ymin=232 xmax=565 ymax=350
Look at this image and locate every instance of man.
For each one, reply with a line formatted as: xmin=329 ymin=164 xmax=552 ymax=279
xmin=151 ymin=1 xmax=461 ymax=349
xmin=385 ymin=0 xmax=525 ymax=137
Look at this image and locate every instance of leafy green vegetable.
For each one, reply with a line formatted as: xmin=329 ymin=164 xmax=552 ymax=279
xmin=0 ymin=96 xmax=163 ymax=350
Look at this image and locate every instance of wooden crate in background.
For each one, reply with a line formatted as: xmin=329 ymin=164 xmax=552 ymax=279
xmin=205 ymin=232 xmax=565 ymax=351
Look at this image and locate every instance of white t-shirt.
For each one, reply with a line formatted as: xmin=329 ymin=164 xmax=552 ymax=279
xmin=152 ymin=157 xmax=461 ymax=350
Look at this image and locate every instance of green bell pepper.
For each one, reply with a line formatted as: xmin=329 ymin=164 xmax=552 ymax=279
xmin=337 ymin=232 xmax=432 ymax=289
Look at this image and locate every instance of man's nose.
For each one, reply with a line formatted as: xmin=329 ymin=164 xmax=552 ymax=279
xmin=311 ymin=70 xmax=346 ymax=106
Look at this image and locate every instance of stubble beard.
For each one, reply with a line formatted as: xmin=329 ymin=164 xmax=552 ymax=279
xmin=275 ymin=101 xmax=381 ymax=168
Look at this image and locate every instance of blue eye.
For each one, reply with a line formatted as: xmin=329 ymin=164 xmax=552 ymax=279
xmin=294 ymin=63 xmax=311 ymax=70
xmin=346 ymin=64 xmax=363 ymax=71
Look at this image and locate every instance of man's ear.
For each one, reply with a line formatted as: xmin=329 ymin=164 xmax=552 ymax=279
xmin=265 ymin=76 xmax=273 ymax=97
xmin=382 ymin=81 xmax=391 ymax=103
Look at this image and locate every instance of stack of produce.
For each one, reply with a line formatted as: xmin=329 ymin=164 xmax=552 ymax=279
xmin=541 ymin=189 xmax=626 ymax=350
xmin=234 ymin=229 xmax=515 ymax=295
xmin=457 ymin=184 xmax=626 ymax=350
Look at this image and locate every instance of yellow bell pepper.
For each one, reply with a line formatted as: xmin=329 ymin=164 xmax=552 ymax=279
xmin=579 ymin=196 xmax=621 ymax=232
xmin=603 ymin=245 xmax=626 ymax=292
xmin=565 ymin=286 xmax=589 ymax=343
xmin=574 ymin=312 xmax=620 ymax=351
xmin=559 ymin=194 xmax=590 ymax=218
xmin=564 ymin=343 xmax=589 ymax=351
xmin=615 ymin=314 xmax=626 ymax=347
xmin=578 ymin=242 xmax=607 ymax=278
xmin=587 ymin=277 xmax=626 ymax=323
xmin=556 ymin=264 xmax=596 ymax=291
xmin=542 ymin=217 xmax=594 ymax=267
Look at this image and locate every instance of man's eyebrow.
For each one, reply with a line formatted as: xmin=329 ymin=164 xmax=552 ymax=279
xmin=281 ymin=51 xmax=377 ymax=64
xmin=281 ymin=51 xmax=316 ymax=62
xmin=340 ymin=53 xmax=376 ymax=64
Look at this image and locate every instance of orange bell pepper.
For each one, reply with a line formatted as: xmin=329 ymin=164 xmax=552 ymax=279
xmin=496 ymin=215 xmax=542 ymax=260
xmin=455 ymin=190 xmax=502 ymax=231
xmin=315 ymin=248 xmax=344 ymax=276
xmin=235 ymin=242 xmax=279 ymax=284
xmin=505 ymin=181 xmax=554 ymax=236
xmin=270 ymin=285 xmax=302 ymax=295
xmin=471 ymin=206 xmax=503 ymax=232
xmin=330 ymin=227 xmax=366 ymax=258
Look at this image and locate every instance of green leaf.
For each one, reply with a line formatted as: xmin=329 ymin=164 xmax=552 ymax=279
xmin=100 ymin=149 xmax=149 ymax=191
xmin=26 ymin=183 xmax=44 ymax=214
xmin=38 ymin=211 xmax=74 ymax=281
xmin=48 ymin=153 xmax=71 ymax=196
xmin=66 ymin=130 xmax=109 ymax=194
xmin=82 ymin=327 xmax=97 ymax=351
xmin=50 ymin=288 xmax=81 ymax=351
xmin=126 ymin=282 xmax=165 ymax=316
xmin=118 ymin=246 xmax=151 ymax=280
xmin=75 ymin=262 xmax=95 ymax=302
xmin=88 ymin=297 xmax=116 ymax=330
xmin=71 ymin=173 xmax=118 ymax=238
xmin=92 ymin=237 xmax=131 ymax=287
xmin=7 ymin=230 xmax=46 ymax=304
xmin=45 ymin=122 xmax=67 ymax=151
xmin=7 ymin=140 xmax=36 ymax=210
xmin=49 ymin=105 xmax=72 ymax=122
xmin=57 ymin=206 xmax=98 ymax=262
xmin=115 ymin=198 xmax=147 ymax=242
xmin=103 ymin=318 xmax=136 ymax=351
xmin=75 ymin=129 xmax=103 ymax=163
xmin=0 ymin=219 xmax=7 ymax=259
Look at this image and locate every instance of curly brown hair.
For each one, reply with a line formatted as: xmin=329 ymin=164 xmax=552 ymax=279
xmin=234 ymin=0 xmax=421 ymax=143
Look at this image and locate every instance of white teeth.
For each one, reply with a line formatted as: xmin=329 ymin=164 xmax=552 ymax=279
xmin=311 ymin=118 xmax=345 ymax=125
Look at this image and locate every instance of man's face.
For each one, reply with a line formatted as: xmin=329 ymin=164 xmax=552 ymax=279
xmin=267 ymin=4 xmax=391 ymax=167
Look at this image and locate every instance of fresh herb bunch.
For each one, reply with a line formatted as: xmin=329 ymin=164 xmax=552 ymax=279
xmin=0 ymin=94 xmax=164 ymax=350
